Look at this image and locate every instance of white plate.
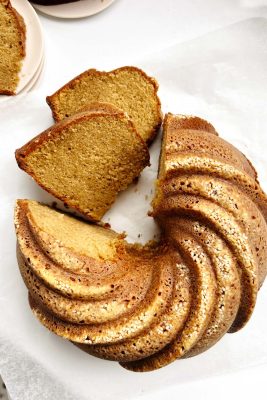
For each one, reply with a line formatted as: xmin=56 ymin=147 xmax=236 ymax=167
xmin=31 ymin=0 xmax=116 ymax=19
xmin=5 ymin=0 xmax=44 ymax=95
xmin=20 ymin=53 xmax=45 ymax=93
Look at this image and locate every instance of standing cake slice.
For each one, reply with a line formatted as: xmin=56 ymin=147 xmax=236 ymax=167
xmin=46 ymin=66 xmax=162 ymax=144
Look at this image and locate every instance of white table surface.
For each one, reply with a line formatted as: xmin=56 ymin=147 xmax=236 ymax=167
xmin=4 ymin=0 xmax=267 ymax=399
xmin=36 ymin=0 xmax=267 ymax=93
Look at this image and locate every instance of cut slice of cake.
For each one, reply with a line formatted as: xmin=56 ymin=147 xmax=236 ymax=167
xmin=15 ymin=104 xmax=150 ymax=221
xmin=0 ymin=0 xmax=26 ymax=95
xmin=46 ymin=66 xmax=162 ymax=144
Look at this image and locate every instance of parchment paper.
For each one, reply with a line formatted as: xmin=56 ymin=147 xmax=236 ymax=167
xmin=1 ymin=18 xmax=267 ymax=400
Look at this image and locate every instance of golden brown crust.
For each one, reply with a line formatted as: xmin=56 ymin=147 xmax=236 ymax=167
xmin=46 ymin=66 xmax=162 ymax=144
xmin=3 ymin=0 xmax=26 ymax=57
xmin=12 ymin=5 xmax=26 ymax=57
xmin=0 ymin=88 xmax=15 ymax=95
xmin=163 ymin=113 xmax=218 ymax=135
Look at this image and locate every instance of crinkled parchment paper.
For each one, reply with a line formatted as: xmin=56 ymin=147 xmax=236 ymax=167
xmin=1 ymin=18 xmax=267 ymax=400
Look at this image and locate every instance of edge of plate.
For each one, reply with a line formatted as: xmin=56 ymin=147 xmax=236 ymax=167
xmin=11 ymin=0 xmax=44 ymax=93
xmin=31 ymin=0 xmax=115 ymax=19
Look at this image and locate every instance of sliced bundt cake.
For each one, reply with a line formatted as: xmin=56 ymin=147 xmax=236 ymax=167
xmin=15 ymin=104 xmax=149 ymax=221
xmin=15 ymin=114 xmax=267 ymax=372
xmin=46 ymin=66 xmax=162 ymax=144
xmin=0 ymin=0 xmax=26 ymax=95
xmin=15 ymin=199 xmax=191 ymax=360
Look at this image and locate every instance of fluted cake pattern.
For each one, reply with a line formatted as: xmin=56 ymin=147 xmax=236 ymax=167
xmin=15 ymin=114 xmax=267 ymax=372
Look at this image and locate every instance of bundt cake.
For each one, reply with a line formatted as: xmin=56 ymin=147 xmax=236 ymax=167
xmin=14 ymin=114 xmax=267 ymax=372
xmin=0 ymin=0 xmax=26 ymax=95
xmin=46 ymin=66 xmax=162 ymax=144
xmin=15 ymin=103 xmax=150 ymax=221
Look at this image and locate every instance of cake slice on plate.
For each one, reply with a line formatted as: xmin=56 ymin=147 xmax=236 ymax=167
xmin=0 ymin=0 xmax=26 ymax=95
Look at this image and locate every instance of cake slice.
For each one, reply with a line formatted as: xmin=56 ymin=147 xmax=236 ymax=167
xmin=15 ymin=104 xmax=149 ymax=221
xmin=0 ymin=0 xmax=26 ymax=95
xmin=46 ymin=66 xmax=162 ymax=144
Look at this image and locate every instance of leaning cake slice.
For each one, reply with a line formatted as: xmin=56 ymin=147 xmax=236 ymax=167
xmin=15 ymin=103 xmax=150 ymax=221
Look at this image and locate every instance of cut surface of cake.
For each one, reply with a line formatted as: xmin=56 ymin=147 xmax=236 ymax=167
xmin=15 ymin=114 xmax=267 ymax=372
xmin=46 ymin=66 xmax=162 ymax=144
xmin=15 ymin=104 xmax=149 ymax=221
xmin=0 ymin=0 xmax=26 ymax=95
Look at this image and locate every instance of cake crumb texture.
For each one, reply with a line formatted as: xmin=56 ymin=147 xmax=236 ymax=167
xmin=0 ymin=0 xmax=26 ymax=95
xmin=46 ymin=66 xmax=162 ymax=143
xmin=15 ymin=105 xmax=150 ymax=221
